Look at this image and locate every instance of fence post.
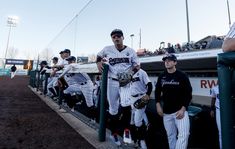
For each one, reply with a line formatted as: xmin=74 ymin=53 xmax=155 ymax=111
xmin=99 ymin=64 xmax=109 ymax=142
xmin=217 ymin=52 xmax=235 ymax=149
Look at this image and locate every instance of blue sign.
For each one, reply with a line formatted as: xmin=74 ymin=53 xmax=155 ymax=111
xmin=6 ymin=59 xmax=25 ymax=65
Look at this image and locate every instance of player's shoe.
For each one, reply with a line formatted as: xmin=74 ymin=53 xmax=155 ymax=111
xmin=58 ymin=109 xmax=66 ymax=112
xmin=89 ymin=118 xmax=96 ymax=124
xmin=52 ymin=96 xmax=59 ymax=101
xmin=134 ymin=141 xmax=139 ymax=148
xmin=110 ymin=133 xmax=121 ymax=146
xmin=123 ymin=129 xmax=132 ymax=144
xmin=140 ymin=140 xmax=147 ymax=149
xmin=71 ymin=107 xmax=75 ymax=112
xmin=58 ymin=107 xmax=66 ymax=113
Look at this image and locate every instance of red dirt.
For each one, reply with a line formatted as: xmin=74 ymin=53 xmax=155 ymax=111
xmin=0 ymin=76 xmax=95 ymax=149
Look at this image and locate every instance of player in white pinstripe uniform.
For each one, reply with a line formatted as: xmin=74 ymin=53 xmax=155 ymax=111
xmin=155 ymin=54 xmax=192 ymax=149
xmin=58 ymin=56 xmax=95 ymax=115
xmin=210 ymin=84 xmax=222 ymax=149
xmin=222 ymin=22 xmax=235 ymax=52
xmin=96 ymin=29 xmax=140 ymax=145
xmin=92 ymin=76 xmax=100 ymax=108
xmin=46 ymin=57 xmax=59 ymax=98
xmin=130 ymin=66 xmax=152 ymax=149
xmin=47 ymin=49 xmax=70 ymax=99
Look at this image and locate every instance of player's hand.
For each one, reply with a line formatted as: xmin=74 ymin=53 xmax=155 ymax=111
xmin=156 ymin=102 xmax=163 ymax=117
xmin=97 ymin=61 xmax=104 ymax=73
xmin=50 ymin=71 xmax=56 ymax=77
xmin=176 ymin=106 xmax=186 ymax=119
xmin=210 ymin=110 xmax=215 ymax=118
xmin=142 ymin=95 xmax=150 ymax=101
xmin=57 ymin=80 xmax=63 ymax=88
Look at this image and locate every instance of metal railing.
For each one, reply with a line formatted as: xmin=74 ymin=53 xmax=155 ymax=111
xmin=217 ymin=52 xmax=235 ymax=149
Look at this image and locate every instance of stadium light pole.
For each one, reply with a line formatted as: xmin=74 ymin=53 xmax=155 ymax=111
xmin=4 ymin=16 xmax=18 ymax=69
xmin=226 ymin=0 xmax=231 ymax=28
xmin=185 ymin=0 xmax=191 ymax=43
xmin=130 ymin=34 xmax=134 ymax=49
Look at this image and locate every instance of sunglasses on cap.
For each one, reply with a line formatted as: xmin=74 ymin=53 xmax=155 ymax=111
xmin=112 ymin=34 xmax=122 ymax=39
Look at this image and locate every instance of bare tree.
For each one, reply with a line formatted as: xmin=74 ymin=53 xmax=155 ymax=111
xmin=40 ymin=48 xmax=53 ymax=62
xmin=7 ymin=46 xmax=18 ymax=59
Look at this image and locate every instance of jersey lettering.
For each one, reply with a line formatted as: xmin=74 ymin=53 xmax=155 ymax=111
xmin=109 ymin=57 xmax=129 ymax=66
xmin=132 ymin=77 xmax=140 ymax=82
xmin=161 ymin=79 xmax=180 ymax=87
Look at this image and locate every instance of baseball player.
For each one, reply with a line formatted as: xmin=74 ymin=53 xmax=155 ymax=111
xmin=210 ymin=84 xmax=222 ymax=149
xmin=10 ymin=64 xmax=17 ymax=79
xmin=93 ymin=76 xmax=101 ymax=107
xmin=47 ymin=49 xmax=70 ymax=100
xmin=58 ymin=56 xmax=95 ymax=117
xmin=222 ymin=22 xmax=235 ymax=52
xmin=38 ymin=60 xmax=50 ymax=91
xmin=46 ymin=57 xmax=59 ymax=98
xmin=96 ymin=29 xmax=140 ymax=145
xmin=155 ymin=54 xmax=192 ymax=149
xmin=130 ymin=66 xmax=152 ymax=149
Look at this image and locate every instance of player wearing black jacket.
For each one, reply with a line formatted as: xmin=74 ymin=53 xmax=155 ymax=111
xmin=155 ymin=54 xmax=192 ymax=149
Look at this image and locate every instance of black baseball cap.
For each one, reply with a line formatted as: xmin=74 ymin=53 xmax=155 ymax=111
xmin=59 ymin=51 xmax=64 ymax=54
xmin=162 ymin=54 xmax=177 ymax=61
xmin=110 ymin=29 xmax=123 ymax=37
xmin=40 ymin=61 xmax=47 ymax=65
xmin=63 ymin=49 xmax=71 ymax=53
xmin=52 ymin=57 xmax=58 ymax=61
xmin=65 ymin=56 xmax=76 ymax=62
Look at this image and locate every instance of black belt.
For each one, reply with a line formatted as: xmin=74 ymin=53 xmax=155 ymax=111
xmin=132 ymin=93 xmax=144 ymax=97
xmin=80 ymin=82 xmax=87 ymax=85
xmin=108 ymin=77 xmax=118 ymax=81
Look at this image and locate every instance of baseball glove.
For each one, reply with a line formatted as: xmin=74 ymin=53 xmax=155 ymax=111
xmin=134 ymin=97 xmax=149 ymax=109
xmin=117 ymin=72 xmax=132 ymax=87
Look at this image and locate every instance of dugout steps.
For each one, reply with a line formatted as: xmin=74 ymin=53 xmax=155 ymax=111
xmin=29 ymin=86 xmax=138 ymax=149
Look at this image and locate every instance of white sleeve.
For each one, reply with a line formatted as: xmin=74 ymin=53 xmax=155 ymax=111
xmin=142 ymin=71 xmax=151 ymax=85
xmin=97 ymin=47 xmax=107 ymax=58
xmin=59 ymin=65 xmax=72 ymax=78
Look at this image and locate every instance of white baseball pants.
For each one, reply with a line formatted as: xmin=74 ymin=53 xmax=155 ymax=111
xmin=216 ymin=108 xmax=222 ymax=149
xmin=163 ymin=111 xmax=190 ymax=149
xmin=107 ymin=78 xmax=120 ymax=115
xmin=130 ymin=95 xmax=148 ymax=127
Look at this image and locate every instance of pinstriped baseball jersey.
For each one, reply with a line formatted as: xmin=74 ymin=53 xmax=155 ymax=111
xmin=59 ymin=63 xmax=91 ymax=85
xmin=226 ymin=22 xmax=235 ymax=38
xmin=52 ymin=59 xmax=68 ymax=77
xmin=119 ymin=83 xmax=132 ymax=107
xmin=97 ymin=45 xmax=139 ymax=78
xmin=130 ymin=69 xmax=151 ymax=96
xmin=60 ymin=62 xmax=94 ymax=107
xmin=58 ymin=59 xmax=68 ymax=66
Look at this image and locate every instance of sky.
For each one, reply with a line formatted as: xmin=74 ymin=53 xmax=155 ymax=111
xmin=0 ymin=0 xmax=234 ymax=61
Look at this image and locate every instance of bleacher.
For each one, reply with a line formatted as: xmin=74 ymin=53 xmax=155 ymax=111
xmin=137 ymin=35 xmax=224 ymax=57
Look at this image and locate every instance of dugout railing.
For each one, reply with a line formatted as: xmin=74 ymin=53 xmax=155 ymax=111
xmin=29 ymin=66 xmax=221 ymax=148
xmin=217 ymin=52 xmax=235 ymax=149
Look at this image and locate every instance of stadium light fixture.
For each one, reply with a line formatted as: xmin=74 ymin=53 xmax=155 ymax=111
xmin=4 ymin=16 xmax=19 ymax=69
